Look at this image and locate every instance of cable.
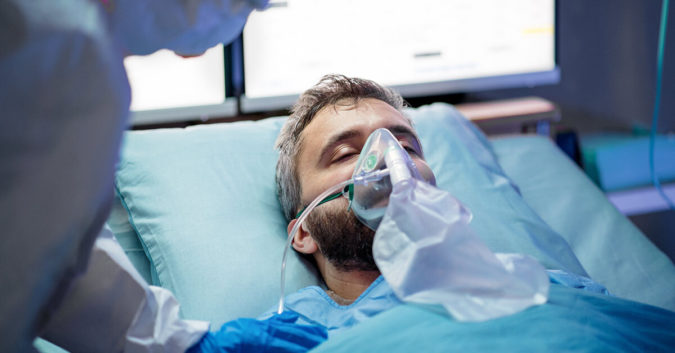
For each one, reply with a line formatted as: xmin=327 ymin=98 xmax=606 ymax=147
xmin=650 ymin=0 xmax=675 ymax=210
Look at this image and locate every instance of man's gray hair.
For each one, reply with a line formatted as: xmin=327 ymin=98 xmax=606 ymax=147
xmin=275 ymin=74 xmax=408 ymax=221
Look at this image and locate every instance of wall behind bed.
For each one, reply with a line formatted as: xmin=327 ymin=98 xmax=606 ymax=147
xmin=460 ymin=0 xmax=675 ymax=262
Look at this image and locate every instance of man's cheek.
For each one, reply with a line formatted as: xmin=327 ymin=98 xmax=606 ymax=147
xmin=341 ymin=162 xmax=359 ymax=179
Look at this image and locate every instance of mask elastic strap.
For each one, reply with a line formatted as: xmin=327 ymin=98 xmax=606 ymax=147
xmin=295 ymin=184 xmax=353 ymax=219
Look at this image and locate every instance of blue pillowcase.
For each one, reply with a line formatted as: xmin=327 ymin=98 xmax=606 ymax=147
xmin=493 ymin=135 xmax=675 ymax=310
xmin=116 ymin=118 xmax=321 ymax=327
xmin=407 ymin=104 xmax=587 ymax=275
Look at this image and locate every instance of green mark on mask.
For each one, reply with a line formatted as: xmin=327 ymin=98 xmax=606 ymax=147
xmin=364 ymin=153 xmax=378 ymax=171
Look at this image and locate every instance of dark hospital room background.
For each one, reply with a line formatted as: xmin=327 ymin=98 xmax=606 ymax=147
xmin=466 ymin=0 xmax=675 ymax=260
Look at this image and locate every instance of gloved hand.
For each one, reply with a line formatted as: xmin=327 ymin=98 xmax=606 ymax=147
xmin=187 ymin=311 xmax=328 ymax=353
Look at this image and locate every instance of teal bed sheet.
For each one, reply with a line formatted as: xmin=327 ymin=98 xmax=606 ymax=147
xmin=312 ymin=284 xmax=675 ymax=353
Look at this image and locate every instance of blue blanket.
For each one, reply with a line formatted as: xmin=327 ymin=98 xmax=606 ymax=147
xmin=311 ymin=284 xmax=675 ymax=352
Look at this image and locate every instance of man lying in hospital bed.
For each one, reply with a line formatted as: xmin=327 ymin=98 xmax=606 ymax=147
xmin=260 ymin=74 xmax=600 ymax=328
xmin=40 ymin=75 xmax=675 ymax=351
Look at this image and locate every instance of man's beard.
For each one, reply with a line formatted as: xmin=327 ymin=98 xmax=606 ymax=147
xmin=304 ymin=199 xmax=378 ymax=272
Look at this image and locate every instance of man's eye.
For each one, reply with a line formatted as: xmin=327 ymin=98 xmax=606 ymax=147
xmin=404 ymin=146 xmax=419 ymax=155
xmin=334 ymin=153 xmax=358 ymax=163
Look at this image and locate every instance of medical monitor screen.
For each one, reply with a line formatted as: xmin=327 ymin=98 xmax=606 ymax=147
xmin=124 ymin=44 xmax=234 ymax=124
xmin=242 ymin=0 xmax=557 ymax=111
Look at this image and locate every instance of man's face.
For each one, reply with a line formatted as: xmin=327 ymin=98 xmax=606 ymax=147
xmin=294 ymin=98 xmax=435 ymax=271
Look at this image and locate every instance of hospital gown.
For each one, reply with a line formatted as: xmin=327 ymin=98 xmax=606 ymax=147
xmin=261 ymin=277 xmax=401 ymax=337
xmin=261 ymin=271 xmax=608 ymax=337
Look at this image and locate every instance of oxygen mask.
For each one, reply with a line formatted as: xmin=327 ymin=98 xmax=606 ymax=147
xmin=349 ymin=128 xmax=424 ymax=229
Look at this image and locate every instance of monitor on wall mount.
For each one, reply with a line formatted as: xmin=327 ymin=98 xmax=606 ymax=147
xmin=240 ymin=0 xmax=559 ymax=112
xmin=124 ymin=44 xmax=237 ymax=125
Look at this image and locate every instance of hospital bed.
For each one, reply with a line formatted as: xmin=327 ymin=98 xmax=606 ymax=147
xmin=38 ymin=103 xmax=675 ymax=352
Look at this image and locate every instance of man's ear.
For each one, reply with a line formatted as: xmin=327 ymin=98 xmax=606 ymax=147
xmin=288 ymin=219 xmax=318 ymax=255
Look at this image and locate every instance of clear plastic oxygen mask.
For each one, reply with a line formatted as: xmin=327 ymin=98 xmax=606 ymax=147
xmin=277 ymin=128 xmax=422 ymax=313
xmin=349 ymin=127 xmax=424 ymax=229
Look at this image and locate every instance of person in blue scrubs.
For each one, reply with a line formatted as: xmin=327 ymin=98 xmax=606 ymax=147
xmin=0 ymin=1 xmax=310 ymax=352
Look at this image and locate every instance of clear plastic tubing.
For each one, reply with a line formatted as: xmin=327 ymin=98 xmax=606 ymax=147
xmin=277 ymin=169 xmax=390 ymax=314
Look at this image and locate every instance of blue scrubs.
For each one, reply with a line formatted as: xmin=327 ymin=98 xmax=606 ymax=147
xmin=1 ymin=0 xmax=267 ymax=351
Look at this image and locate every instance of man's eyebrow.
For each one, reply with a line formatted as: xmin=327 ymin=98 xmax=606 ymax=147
xmin=388 ymin=125 xmax=422 ymax=146
xmin=387 ymin=124 xmax=417 ymax=138
xmin=318 ymin=129 xmax=362 ymax=163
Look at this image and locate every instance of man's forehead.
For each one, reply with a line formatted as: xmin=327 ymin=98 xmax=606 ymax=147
xmin=295 ymin=101 xmax=420 ymax=185
xmin=303 ymin=99 xmax=413 ymax=141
